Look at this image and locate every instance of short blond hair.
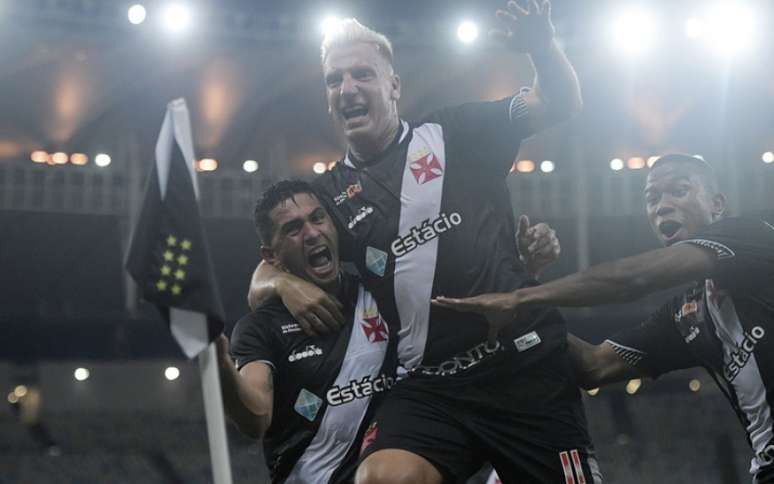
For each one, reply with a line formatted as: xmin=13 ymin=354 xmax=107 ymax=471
xmin=320 ymin=18 xmax=394 ymax=67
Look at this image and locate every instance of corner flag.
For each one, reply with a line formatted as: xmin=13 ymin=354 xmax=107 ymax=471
xmin=125 ymin=98 xmax=225 ymax=358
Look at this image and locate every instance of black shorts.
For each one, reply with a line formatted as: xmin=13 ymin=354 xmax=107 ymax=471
xmin=359 ymin=345 xmax=602 ymax=484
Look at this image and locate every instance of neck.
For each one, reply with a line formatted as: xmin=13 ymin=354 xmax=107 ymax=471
xmin=321 ymin=272 xmax=341 ymax=296
xmin=348 ymin=118 xmax=400 ymax=163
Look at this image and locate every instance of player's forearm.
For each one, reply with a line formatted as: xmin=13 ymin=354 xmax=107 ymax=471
xmin=248 ymin=261 xmax=285 ymax=311
xmin=518 ymin=246 xmax=714 ymax=308
xmin=219 ymin=364 xmax=272 ymax=439
xmin=528 ymin=39 xmax=582 ymax=119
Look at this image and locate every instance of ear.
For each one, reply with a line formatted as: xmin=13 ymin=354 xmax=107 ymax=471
xmin=711 ymin=193 xmax=727 ymax=220
xmin=260 ymin=246 xmax=279 ymax=266
xmin=390 ymin=74 xmax=401 ymax=101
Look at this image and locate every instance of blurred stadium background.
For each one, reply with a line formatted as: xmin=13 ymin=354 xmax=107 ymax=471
xmin=1 ymin=0 xmax=773 ymax=482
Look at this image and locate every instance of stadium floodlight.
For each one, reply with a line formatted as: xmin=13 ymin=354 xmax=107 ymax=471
xmin=128 ymin=4 xmax=147 ymax=25
xmin=95 ymin=153 xmax=111 ymax=167
xmin=540 ymin=160 xmax=555 ymax=173
xmin=165 ymin=366 xmax=180 ymax=381
xmin=313 ymin=162 xmax=327 ymax=174
xmin=51 ymin=152 xmax=68 ymax=165
xmin=763 ymin=151 xmax=774 ymax=164
xmin=243 ymin=160 xmax=259 ymax=173
xmin=30 ymin=150 xmax=49 ymax=163
xmin=702 ymin=3 xmax=757 ymax=58
xmin=321 ymin=16 xmax=342 ymax=37
xmin=610 ymin=7 xmax=658 ymax=57
xmin=683 ymin=17 xmax=706 ymax=39
xmin=689 ymin=379 xmax=702 ymax=392
xmin=457 ymin=21 xmax=479 ymax=44
xmin=609 ymin=158 xmax=625 ymax=171
xmin=625 ymin=378 xmax=642 ymax=395
xmin=627 ymin=157 xmax=645 ymax=170
xmin=162 ymin=3 xmax=192 ymax=34
xmin=74 ymin=368 xmax=90 ymax=381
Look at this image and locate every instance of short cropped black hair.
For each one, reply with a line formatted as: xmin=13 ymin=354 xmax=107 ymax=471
xmin=254 ymin=180 xmax=321 ymax=246
xmin=650 ymin=154 xmax=719 ymax=194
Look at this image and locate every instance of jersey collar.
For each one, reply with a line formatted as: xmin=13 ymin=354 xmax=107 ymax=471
xmin=342 ymin=120 xmax=410 ymax=169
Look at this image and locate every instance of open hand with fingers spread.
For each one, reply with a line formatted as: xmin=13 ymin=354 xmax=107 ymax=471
xmin=491 ymin=0 xmax=555 ymax=53
xmin=517 ymin=214 xmax=561 ymax=278
xmin=433 ymin=291 xmax=525 ymax=344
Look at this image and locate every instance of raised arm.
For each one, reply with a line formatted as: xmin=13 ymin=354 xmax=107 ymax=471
xmin=216 ymin=335 xmax=273 ymax=439
xmin=493 ymin=0 xmax=582 ymax=133
xmin=247 ymin=261 xmax=345 ymax=335
xmin=567 ymin=334 xmax=641 ymax=389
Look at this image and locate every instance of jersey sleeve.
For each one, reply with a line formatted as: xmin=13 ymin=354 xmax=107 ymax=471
xmin=605 ymin=300 xmax=699 ymax=379
xmin=676 ymin=217 xmax=774 ymax=291
xmin=423 ymin=90 xmax=532 ymax=176
xmin=230 ymin=311 xmax=281 ymax=372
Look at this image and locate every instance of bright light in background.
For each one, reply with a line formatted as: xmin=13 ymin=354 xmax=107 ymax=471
xmin=95 ymin=153 xmax=111 ymax=167
xmin=762 ymin=151 xmax=774 ymax=164
xmin=51 ymin=152 xmax=68 ymax=165
xmin=197 ymin=158 xmax=218 ymax=172
xmin=689 ymin=379 xmax=702 ymax=392
xmin=165 ymin=367 xmax=180 ymax=381
xmin=696 ymin=3 xmax=758 ymax=58
xmin=74 ymin=368 xmax=90 ymax=381
xmin=610 ymin=158 xmax=624 ymax=171
xmin=14 ymin=385 xmax=28 ymax=398
xmin=627 ymin=157 xmax=645 ymax=170
xmin=587 ymin=388 xmax=600 ymax=396
xmin=625 ymin=378 xmax=642 ymax=395
xmin=457 ymin=21 xmax=479 ymax=44
xmin=128 ymin=4 xmax=147 ymax=25
xmin=313 ymin=162 xmax=327 ymax=174
xmin=70 ymin=153 xmax=88 ymax=165
xmin=684 ymin=17 xmax=706 ymax=39
xmin=162 ymin=3 xmax=192 ymax=34
xmin=31 ymin=150 xmax=49 ymax=163
xmin=243 ymin=160 xmax=259 ymax=173
xmin=515 ymin=160 xmax=535 ymax=173
xmin=7 ymin=392 xmax=18 ymax=404
xmin=321 ymin=16 xmax=342 ymax=37
xmin=611 ymin=7 xmax=657 ymax=57
xmin=540 ymin=160 xmax=555 ymax=173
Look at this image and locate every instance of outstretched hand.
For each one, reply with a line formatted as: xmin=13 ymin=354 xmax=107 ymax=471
xmin=491 ymin=0 xmax=555 ymax=53
xmin=432 ymin=292 xmax=523 ymax=344
xmin=517 ymin=214 xmax=561 ymax=278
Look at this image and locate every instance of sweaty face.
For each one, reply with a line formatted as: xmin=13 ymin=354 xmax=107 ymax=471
xmin=644 ymin=164 xmax=721 ymax=246
xmin=323 ymin=42 xmax=400 ymax=152
xmin=266 ymin=193 xmax=340 ymax=291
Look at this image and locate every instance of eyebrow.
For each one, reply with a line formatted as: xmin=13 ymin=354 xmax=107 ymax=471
xmin=644 ymin=175 xmax=692 ymax=194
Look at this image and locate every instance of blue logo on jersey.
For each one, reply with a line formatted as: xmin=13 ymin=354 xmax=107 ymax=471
xmin=294 ymin=389 xmax=322 ymax=422
xmin=366 ymin=246 xmax=387 ymax=277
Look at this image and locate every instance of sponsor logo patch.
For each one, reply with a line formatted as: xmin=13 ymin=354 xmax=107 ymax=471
xmin=514 ymin=331 xmax=541 ymax=352
xmin=390 ymin=212 xmax=462 ymax=257
xmin=326 ymin=373 xmax=395 ymax=406
xmin=288 ymin=344 xmax=323 ymax=362
xmin=365 ymin=246 xmax=387 ymax=277
xmin=347 ymin=206 xmax=374 ymax=230
xmin=360 ymin=421 xmax=379 ymax=454
xmin=281 ymin=323 xmax=302 ymax=334
xmin=334 ymin=183 xmax=362 ymax=206
xmin=724 ymin=326 xmax=765 ymax=381
xmin=294 ymin=388 xmax=323 ymax=422
xmin=413 ymin=340 xmax=502 ymax=376
xmin=409 ymin=151 xmax=443 ymax=185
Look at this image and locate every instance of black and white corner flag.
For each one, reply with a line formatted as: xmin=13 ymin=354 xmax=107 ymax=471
xmin=125 ymin=98 xmax=225 ymax=358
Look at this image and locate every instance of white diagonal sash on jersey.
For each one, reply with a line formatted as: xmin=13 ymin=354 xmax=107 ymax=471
xmin=285 ymin=286 xmax=387 ymax=484
xmin=705 ymin=279 xmax=774 ymax=475
xmin=393 ymin=123 xmax=446 ymax=369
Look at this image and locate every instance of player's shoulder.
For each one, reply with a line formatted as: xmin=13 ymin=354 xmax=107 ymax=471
xmin=699 ymin=216 xmax=774 ymax=236
xmin=232 ymin=302 xmax=299 ymax=340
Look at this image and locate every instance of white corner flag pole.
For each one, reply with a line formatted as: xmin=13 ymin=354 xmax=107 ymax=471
xmin=161 ymin=98 xmax=233 ymax=484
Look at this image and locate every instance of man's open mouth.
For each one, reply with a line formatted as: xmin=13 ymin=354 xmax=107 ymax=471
xmin=308 ymin=246 xmax=333 ymax=269
xmin=341 ymin=105 xmax=368 ymax=120
xmin=659 ymin=220 xmax=683 ymax=239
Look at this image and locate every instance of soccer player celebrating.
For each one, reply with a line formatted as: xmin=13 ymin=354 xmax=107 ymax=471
xmin=435 ymin=154 xmax=774 ymax=483
xmin=249 ymin=2 xmax=602 ymax=483
xmin=218 ymin=180 xmax=396 ymax=483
